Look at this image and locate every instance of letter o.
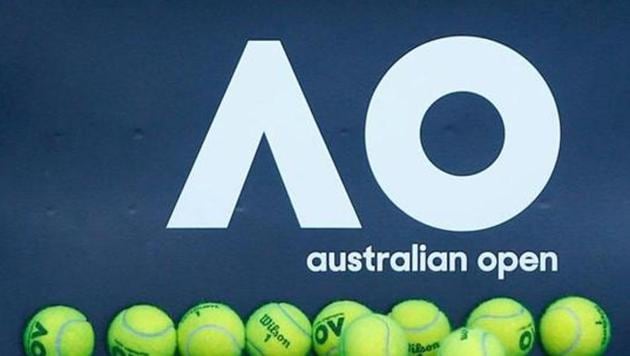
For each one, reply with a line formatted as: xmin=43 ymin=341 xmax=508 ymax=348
xmin=314 ymin=324 xmax=328 ymax=344
xmin=365 ymin=36 xmax=560 ymax=231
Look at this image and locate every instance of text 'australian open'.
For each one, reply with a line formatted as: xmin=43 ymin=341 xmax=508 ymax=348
xmin=307 ymin=244 xmax=558 ymax=280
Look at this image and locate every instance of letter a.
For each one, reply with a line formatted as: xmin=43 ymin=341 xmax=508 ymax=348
xmin=168 ymin=41 xmax=360 ymax=228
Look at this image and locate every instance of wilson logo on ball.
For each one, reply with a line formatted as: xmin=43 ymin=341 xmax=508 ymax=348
xmin=260 ymin=314 xmax=292 ymax=349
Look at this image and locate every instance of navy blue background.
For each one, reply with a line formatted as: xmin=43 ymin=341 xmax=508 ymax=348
xmin=1 ymin=1 xmax=629 ymax=354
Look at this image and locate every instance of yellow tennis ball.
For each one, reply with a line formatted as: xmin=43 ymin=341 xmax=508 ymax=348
xmin=467 ymin=297 xmax=535 ymax=356
xmin=245 ymin=302 xmax=312 ymax=356
xmin=438 ymin=327 xmax=505 ymax=356
xmin=389 ymin=299 xmax=451 ymax=356
xmin=108 ymin=304 xmax=177 ymax=356
xmin=23 ymin=305 xmax=95 ymax=356
xmin=339 ymin=314 xmax=407 ymax=356
xmin=177 ymin=302 xmax=245 ymax=356
xmin=312 ymin=300 xmax=371 ymax=356
xmin=539 ymin=296 xmax=611 ymax=356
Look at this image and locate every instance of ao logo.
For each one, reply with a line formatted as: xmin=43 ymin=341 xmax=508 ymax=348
xmin=168 ymin=36 xmax=560 ymax=232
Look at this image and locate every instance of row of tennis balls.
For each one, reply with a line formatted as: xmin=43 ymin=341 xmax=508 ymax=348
xmin=23 ymin=295 xmax=610 ymax=356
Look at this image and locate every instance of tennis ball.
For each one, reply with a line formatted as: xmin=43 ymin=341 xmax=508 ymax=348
xmin=389 ymin=299 xmax=451 ymax=356
xmin=23 ymin=305 xmax=95 ymax=356
xmin=540 ymin=296 xmax=611 ymax=356
xmin=246 ymin=302 xmax=312 ymax=356
xmin=312 ymin=300 xmax=371 ymax=356
xmin=438 ymin=327 xmax=505 ymax=356
xmin=339 ymin=314 xmax=407 ymax=356
xmin=467 ymin=297 xmax=535 ymax=356
xmin=177 ymin=302 xmax=245 ymax=356
xmin=108 ymin=304 xmax=176 ymax=356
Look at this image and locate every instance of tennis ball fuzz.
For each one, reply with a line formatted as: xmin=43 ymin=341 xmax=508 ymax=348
xmin=339 ymin=314 xmax=407 ymax=356
xmin=438 ymin=327 xmax=505 ymax=356
xmin=389 ymin=299 xmax=451 ymax=356
xmin=540 ymin=296 xmax=611 ymax=356
xmin=312 ymin=300 xmax=371 ymax=356
xmin=467 ymin=297 xmax=535 ymax=356
xmin=246 ymin=302 xmax=312 ymax=356
xmin=177 ymin=302 xmax=245 ymax=356
xmin=23 ymin=305 xmax=95 ymax=356
xmin=108 ymin=304 xmax=176 ymax=356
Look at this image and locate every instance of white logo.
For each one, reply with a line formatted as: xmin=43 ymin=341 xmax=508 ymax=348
xmin=168 ymin=36 xmax=560 ymax=232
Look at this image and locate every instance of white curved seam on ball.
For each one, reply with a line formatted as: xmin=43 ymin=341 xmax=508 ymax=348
xmin=246 ymin=340 xmax=265 ymax=356
xmin=121 ymin=309 xmax=174 ymax=338
xmin=276 ymin=304 xmax=310 ymax=338
xmin=552 ymin=307 xmax=582 ymax=356
xmin=480 ymin=330 xmax=490 ymax=356
xmin=340 ymin=328 xmax=348 ymax=356
xmin=468 ymin=308 xmax=526 ymax=325
xmin=185 ymin=324 xmax=242 ymax=356
xmin=55 ymin=319 xmax=86 ymax=356
xmin=338 ymin=337 xmax=344 ymax=355
xmin=380 ymin=317 xmax=391 ymax=356
xmin=400 ymin=311 xmax=442 ymax=333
